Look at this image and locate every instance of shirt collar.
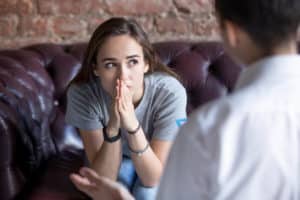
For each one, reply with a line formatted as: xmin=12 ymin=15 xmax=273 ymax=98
xmin=234 ymin=54 xmax=300 ymax=91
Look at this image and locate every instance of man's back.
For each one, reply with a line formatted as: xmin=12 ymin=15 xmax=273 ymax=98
xmin=157 ymin=55 xmax=300 ymax=200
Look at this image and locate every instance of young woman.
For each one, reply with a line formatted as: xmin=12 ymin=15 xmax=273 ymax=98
xmin=66 ymin=17 xmax=187 ymax=200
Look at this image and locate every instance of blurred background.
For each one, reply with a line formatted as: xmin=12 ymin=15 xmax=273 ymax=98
xmin=0 ymin=0 xmax=220 ymax=49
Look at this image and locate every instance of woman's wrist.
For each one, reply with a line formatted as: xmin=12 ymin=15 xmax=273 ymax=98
xmin=126 ymin=121 xmax=140 ymax=135
xmin=106 ymin=126 xmax=120 ymax=137
xmin=125 ymin=124 xmax=149 ymax=154
xmin=128 ymin=141 xmax=149 ymax=156
xmin=126 ymin=120 xmax=141 ymax=135
xmin=103 ymin=126 xmax=121 ymax=143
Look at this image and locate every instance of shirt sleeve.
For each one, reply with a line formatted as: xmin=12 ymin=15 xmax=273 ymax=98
xmin=65 ymin=84 xmax=103 ymax=130
xmin=156 ymin=103 xmax=221 ymax=200
xmin=152 ymin=79 xmax=187 ymax=141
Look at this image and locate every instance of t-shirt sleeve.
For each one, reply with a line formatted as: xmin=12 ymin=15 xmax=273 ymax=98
xmin=65 ymin=84 xmax=103 ymax=130
xmin=152 ymin=80 xmax=187 ymax=141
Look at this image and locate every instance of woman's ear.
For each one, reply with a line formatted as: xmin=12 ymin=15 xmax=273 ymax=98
xmin=93 ymin=70 xmax=99 ymax=77
xmin=144 ymin=63 xmax=150 ymax=73
xmin=92 ymin=63 xmax=99 ymax=77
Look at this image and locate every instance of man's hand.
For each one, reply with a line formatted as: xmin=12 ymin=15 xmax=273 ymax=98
xmin=70 ymin=167 xmax=134 ymax=200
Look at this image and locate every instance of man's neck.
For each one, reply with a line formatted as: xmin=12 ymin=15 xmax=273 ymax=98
xmin=269 ymin=40 xmax=298 ymax=56
xmin=246 ymin=40 xmax=298 ymax=66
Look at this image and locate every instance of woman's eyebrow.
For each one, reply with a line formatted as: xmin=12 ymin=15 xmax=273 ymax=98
xmin=101 ymin=55 xmax=140 ymax=62
xmin=126 ymin=55 xmax=140 ymax=59
xmin=101 ymin=57 xmax=117 ymax=62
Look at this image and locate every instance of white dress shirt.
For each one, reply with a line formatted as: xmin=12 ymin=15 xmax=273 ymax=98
xmin=157 ymin=55 xmax=300 ymax=200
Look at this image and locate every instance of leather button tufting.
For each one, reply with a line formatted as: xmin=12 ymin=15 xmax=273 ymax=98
xmin=53 ymin=100 xmax=59 ymax=106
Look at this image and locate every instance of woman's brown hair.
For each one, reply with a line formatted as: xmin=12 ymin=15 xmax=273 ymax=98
xmin=71 ymin=17 xmax=178 ymax=85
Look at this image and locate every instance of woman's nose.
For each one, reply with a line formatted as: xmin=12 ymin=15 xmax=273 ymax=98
xmin=119 ymin=65 xmax=129 ymax=80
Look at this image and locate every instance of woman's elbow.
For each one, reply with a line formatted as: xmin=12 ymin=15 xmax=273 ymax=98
xmin=141 ymin=177 xmax=161 ymax=187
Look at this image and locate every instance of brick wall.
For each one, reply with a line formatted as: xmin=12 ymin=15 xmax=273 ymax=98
xmin=0 ymin=0 xmax=219 ymax=49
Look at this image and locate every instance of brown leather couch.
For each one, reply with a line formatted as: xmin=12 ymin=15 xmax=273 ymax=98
xmin=0 ymin=41 xmax=242 ymax=200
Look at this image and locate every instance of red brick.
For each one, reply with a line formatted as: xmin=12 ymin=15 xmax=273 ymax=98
xmin=155 ymin=17 xmax=189 ymax=34
xmin=192 ymin=14 xmax=220 ymax=39
xmin=20 ymin=16 xmax=48 ymax=37
xmin=38 ymin=0 xmax=96 ymax=15
xmin=136 ymin=18 xmax=154 ymax=33
xmin=106 ymin=0 xmax=172 ymax=16
xmin=0 ymin=0 xmax=218 ymax=49
xmin=57 ymin=0 xmax=90 ymax=14
xmin=0 ymin=15 xmax=18 ymax=37
xmin=89 ymin=0 xmax=107 ymax=14
xmin=0 ymin=0 xmax=17 ymax=15
xmin=18 ymin=0 xmax=35 ymax=15
xmin=87 ymin=17 xmax=105 ymax=33
xmin=88 ymin=17 xmax=154 ymax=34
xmin=37 ymin=0 xmax=56 ymax=15
xmin=174 ymin=0 xmax=213 ymax=14
xmin=52 ymin=16 xmax=87 ymax=39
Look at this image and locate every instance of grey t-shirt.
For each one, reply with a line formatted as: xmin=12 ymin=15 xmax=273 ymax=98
xmin=65 ymin=72 xmax=187 ymax=156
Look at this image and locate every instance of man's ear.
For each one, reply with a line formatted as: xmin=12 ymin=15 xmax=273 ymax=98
xmin=223 ymin=20 xmax=240 ymax=48
xmin=222 ymin=20 xmax=256 ymax=65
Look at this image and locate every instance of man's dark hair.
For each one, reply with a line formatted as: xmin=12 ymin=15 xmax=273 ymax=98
xmin=215 ymin=0 xmax=300 ymax=50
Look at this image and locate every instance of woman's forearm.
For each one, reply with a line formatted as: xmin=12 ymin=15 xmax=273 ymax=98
xmin=91 ymin=138 xmax=122 ymax=181
xmin=126 ymin=130 xmax=163 ymax=187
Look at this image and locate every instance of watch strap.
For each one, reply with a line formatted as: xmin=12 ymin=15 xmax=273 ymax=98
xmin=103 ymin=127 xmax=121 ymax=143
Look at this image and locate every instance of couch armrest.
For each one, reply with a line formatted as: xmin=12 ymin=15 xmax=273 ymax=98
xmin=0 ymin=111 xmax=26 ymax=199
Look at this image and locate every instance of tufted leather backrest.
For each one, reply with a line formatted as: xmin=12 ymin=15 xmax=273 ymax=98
xmin=153 ymin=42 xmax=242 ymax=113
xmin=0 ymin=48 xmax=57 ymax=173
xmin=0 ymin=41 xmax=242 ymax=199
xmin=0 ymin=40 xmax=243 ymax=168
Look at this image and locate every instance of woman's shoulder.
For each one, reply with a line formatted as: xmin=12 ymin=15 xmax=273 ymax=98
xmin=144 ymin=72 xmax=187 ymax=104
xmin=146 ymin=72 xmax=185 ymax=92
xmin=67 ymin=79 xmax=99 ymax=98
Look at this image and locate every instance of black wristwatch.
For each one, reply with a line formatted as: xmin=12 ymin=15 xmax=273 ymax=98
xmin=103 ymin=127 xmax=121 ymax=143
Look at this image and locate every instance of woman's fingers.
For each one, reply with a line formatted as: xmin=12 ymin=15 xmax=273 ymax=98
xmin=117 ymin=79 xmax=138 ymax=131
xmin=117 ymin=80 xmax=125 ymax=112
xmin=123 ymin=83 xmax=132 ymax=103
xmin=107 ymin=79 xmax=121 ymax=131
xmin=118 ymin=80 xmax=133 ymax=111
xmin=116 ymin=79 xmax=120 ymax=99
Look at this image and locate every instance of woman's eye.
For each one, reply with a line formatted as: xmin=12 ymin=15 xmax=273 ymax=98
xmin=128 ymin=59 xmax=138 ymax=66
xmin=104 ymin=63 xmax=116 ymax=69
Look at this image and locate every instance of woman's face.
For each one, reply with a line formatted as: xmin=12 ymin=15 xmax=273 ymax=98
xmin=94 ymin=35 xmax=149 ymax=100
